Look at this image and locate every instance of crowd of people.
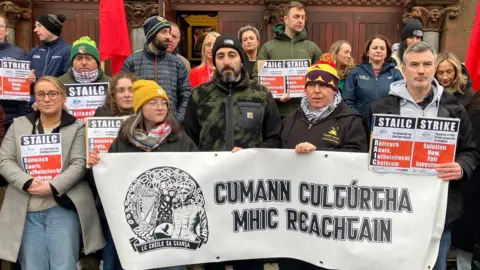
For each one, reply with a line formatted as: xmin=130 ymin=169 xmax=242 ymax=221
xmin=0 ymin=1 xmax=479 ymax=270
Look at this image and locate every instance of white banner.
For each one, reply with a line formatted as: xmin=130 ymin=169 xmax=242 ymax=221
xmin=93 ymin=149 xmax=448 ymax=270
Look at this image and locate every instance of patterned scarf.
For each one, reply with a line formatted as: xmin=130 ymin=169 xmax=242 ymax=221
xmin=130 ymin=122 xmax=172 ymax=151
xmin=301 ymin=91 xmax=342 ymax=124
xmin=72 ymin=68 xmax=99 ymax=83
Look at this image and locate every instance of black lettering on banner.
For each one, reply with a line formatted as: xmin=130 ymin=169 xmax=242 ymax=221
xmin=399 ymin=189 xmax=413 ymax=213
xmin=214 ymin=179 xmax=291 ymax=205
xmin=232 ymin=208 xmax=278 ymax=232
xmin=285 ymin=208 xmax=298 ymax=231
xmin=333 ymin=185 xmax=346 ymax=209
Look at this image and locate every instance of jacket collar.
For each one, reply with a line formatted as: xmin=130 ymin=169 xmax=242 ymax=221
xmin=41 ymin=37 xmax=63 ymax=47
xmin=25 ymin=109 xmax=77 ymax=128
xmin=143 ymin=44 xmax=167 ymax=60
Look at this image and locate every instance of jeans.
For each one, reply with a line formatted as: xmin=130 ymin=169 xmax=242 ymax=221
xmin=18 ymin=206 xmax=80 ymax=270
xmin=457 ymin=249 xmax=473 ymax=270
xmin=433 ymin=230 xmax=452 ymax=270
xmin=102 ymin=219 xmax=185 ymax=270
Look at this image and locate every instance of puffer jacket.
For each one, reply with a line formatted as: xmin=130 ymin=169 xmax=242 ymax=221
xmin=122 ymin=46 xmax=191 ymax=122
xmin=343 ymin=60 xmax=403 ymax=113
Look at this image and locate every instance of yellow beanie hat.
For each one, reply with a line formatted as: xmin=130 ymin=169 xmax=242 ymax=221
xmin=132 ymin=80 xmax=170 ymax=113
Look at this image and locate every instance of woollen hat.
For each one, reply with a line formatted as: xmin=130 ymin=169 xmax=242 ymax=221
xmin=133 ymin=80 xmax=170 ymax=113
xmin=401 ymin=19 xmax=423 ymax=41
xmin=36 ymin=14 xmax=66 ymax=37
xmin=70 ymin=36 xmax=100 ymax=65
xmin=212 ymin=34 xmax=246 ymax=67
xmin=305 ymin=53 xmax=340 ymax=92
xmin=143 ymin=16 xmax=171 ymax=44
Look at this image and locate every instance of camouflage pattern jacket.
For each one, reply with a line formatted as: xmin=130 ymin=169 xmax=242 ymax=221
xmin=183 ymin=70 xmax=282 ymax=151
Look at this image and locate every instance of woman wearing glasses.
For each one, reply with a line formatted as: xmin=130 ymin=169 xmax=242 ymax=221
xmin=0 ymin=76 xmax=104 ymax=269
xmin=88 ymin=79 xmax=197 ymax=270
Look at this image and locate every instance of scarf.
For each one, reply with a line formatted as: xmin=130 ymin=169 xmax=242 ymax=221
xmin=301 ymin=91 xmax=342 ymax=124
xmin=130 ymin=122 xmax=172 ymax=151
xmin=73 ymin=68 xmax=99 ymax=83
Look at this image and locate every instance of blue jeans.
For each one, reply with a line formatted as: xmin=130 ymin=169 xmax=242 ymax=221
xmin=433 ymin=230 xmax=452 ymax=270
xmin=101 ymin=219 xmax=185 ymax=270
xmin=18 ymin=206 xmax=80 ymax=270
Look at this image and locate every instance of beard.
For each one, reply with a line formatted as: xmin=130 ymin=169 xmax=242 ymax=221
xmin=217 ymin=66 xmax=241 ymax=84
xmin=153 ymin=37 xmax=169 ymax=51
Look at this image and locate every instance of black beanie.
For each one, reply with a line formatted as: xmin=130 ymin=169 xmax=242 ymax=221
xmin=212 ymin=34 xmax=246 ymax=67
xmin=401 ymin=19 xmax=423 ymax=41
xmin=37 ymin=14 xmax=66 ymax=37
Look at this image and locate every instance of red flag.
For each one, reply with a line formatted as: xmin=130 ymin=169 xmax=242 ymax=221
xmin=466 ymin=1 xmax=480 ymax=91
xmin=99 ymin=0 xmax=131 ymax=75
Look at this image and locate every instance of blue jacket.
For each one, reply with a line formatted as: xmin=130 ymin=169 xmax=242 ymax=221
xmin=26 ymin=38 xmax=71 ymax=79
xmin=343 ymin=61 xmax=403 ymax=113
xmin=0 ymin=41 xmax=29 ymax=128
xmin=0 ymin=41 xmax=26 ymax=60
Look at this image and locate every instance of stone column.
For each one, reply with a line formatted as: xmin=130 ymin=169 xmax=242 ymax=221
xmin=403 ymin=1 xmax=460 ymax=53
xmin=125 ymin=3 xmax=159 ymax=52
xmin=0 ymin=0 xmax=32 ymax=50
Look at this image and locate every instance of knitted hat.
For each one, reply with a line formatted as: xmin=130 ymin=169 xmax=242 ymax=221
xmin=71 ymin=36 xmax=100 ymax=65
xmin=212 ymin=34 xmax=246 ymax=67
xmin=401 ymin=19 xmax=423 ymax=41
xmin=133 ymin=80 xmax=170 ymax=113
xmin=305 ymin=53 xmax=340 ymax=91
xmin=143 ymin=16 xmax=171 ymax=44
xmin=36 ymin=14 xmax=66 ymax=37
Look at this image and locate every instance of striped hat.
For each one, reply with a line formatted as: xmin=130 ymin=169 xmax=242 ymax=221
xmin=305 ymin=53 xmax=340 ymax=91
xmin=143 ymin=16 xmax=171 ymax=44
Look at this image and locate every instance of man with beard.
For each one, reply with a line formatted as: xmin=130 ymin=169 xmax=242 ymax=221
xmin=363 ymin=42 xmax=479 ymax=270
xmin=252 ymin=1 xmax=322 ymax=118
xmin=122 ymin=16 xmax=191 ymax=122
xmin=183 ymin=33 xmax=282 ymax=270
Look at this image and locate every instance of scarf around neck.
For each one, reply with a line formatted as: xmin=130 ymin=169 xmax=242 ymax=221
xmin=130 ymin=122 xmax=172 ymax=151
xmin=301 ymin=91 xmax=342 ymax=124
xmin=73 ymin=68 xmax=99 ymax=83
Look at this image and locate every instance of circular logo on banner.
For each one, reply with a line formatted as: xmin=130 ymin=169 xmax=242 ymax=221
xmin=125 ymin=167 xmax=209 ymax=253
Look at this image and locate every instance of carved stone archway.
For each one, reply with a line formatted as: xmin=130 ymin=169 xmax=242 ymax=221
xmin=0 ymin=0 xmax=32 ymax=49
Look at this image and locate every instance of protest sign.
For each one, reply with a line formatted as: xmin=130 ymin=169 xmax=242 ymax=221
xmin=65 ymin=82 xmax=109 ymax=120
xmin=369 ymin=114 xmax=459 ymax=174
xmin=257 ymin=59 xmax=310 ymax=98
xmin=0 ymin=59 xmax=31 ymax=101
xmin=93 ymin=149 xmax=447 ymax=270
xmin=85 ymin=117 xmax=126 ymax=166
xmin=20 ymin=134 xmax=62 ymax=181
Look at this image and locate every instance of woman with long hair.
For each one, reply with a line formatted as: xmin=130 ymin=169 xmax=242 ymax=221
xmin=0 ymin=76 xmax=104 ymax=269
xmin=88 ymin=79 xmax=197 ymax=270
xmin=343 ymin=35 xmax=403 ymax=113
xmin=95 ymin=72 xmax=137 ymax=117
xmin=435 ymin=52 xmax=474 ymax=106
xmin=328 ymin=40 xmax=355 ymax=92
xmin=189 ymin=32 xmax=221 ymax=88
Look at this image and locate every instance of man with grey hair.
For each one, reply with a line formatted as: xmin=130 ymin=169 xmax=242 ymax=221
xmin=238 ymin=25 xmax=260 ymax=77
xmin=167 ymin=23 xmax=191 ymax=74
xmin=363 ymin=41 xmax=479 ymax=270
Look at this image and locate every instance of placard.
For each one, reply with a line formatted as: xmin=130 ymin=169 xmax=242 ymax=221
xmin=65 ymin=82 xmax=109 ymax=120
xmin=93 ymin=150 xmax=447 ymax=270
xmin=0 ymin=59 xmax=31 ymax=101
xmin=369 ymin=114 xmax=459 ymax=174
xmin=85 ymin=117 xmax=126 ymax=166
xmin=257 ymin=59 xmax=310 ymax=98
xmin=20 ymin=134 xmax=62 ymax=181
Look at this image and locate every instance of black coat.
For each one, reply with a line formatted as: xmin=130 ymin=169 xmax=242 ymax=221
xmin=281 ymin=102 xmax=368 ymax=153
xmin=363 ymin=92 xmax=480 ymax=226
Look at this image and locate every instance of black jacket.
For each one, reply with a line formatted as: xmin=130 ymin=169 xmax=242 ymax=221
xmin=452 ymin=90 xmax=480 ymax=251
xmin=363 ymin=92 xmax=480 ymax=225
xmin=281 ymin=102 xmax=368 ymax=153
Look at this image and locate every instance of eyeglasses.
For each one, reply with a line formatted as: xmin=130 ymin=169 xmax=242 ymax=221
xmin=35 ymin=91 xmax=61 ymax=101
xmin=145 ymin=100 xmax=168 ymax=109
xmin=0 ymin=25 xmax=6 ymax=29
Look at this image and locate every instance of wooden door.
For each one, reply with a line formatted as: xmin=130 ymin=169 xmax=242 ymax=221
xmin=353 ymin=12 xmax=401 ymax=63
xmin=218 ymin=11 xmax=264 ymax=39
xmin=306 ymin=12 xmax=354 ymax=56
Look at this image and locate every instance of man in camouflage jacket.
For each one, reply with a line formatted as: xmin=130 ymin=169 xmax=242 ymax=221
xmin=183 ymin=34 xmax=282 ymax=154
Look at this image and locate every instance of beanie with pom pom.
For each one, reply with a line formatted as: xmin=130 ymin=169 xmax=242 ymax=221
xmin=36 ymin=14 xmax=66 ymax=37
xmin=305 ymin=53 xmax=340 ymax=91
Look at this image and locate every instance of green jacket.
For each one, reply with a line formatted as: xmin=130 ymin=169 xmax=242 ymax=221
xmin=183 ymin=70 xmax=282 ymax=151
xmin=252 ymin=24 xmax=322 ymax=117
xmin=58 ymin=68 xmax=111 ymax=84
